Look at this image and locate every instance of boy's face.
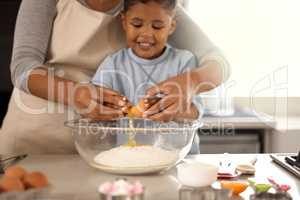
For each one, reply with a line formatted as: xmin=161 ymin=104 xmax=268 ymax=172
xmin=122 ymin=2 xmax=176 ymax=59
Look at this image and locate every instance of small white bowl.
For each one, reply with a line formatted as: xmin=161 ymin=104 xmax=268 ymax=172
xmin=177 ymin=162 xmax=218 ymax=188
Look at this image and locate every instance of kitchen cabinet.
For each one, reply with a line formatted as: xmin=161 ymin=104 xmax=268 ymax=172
xmin=270 ymin=117 xmax=300 ymax=153
xmin=199 ymin=107 xmax=276 ymax=153
xmin=199 ymin=133 xmax=260 ymax=154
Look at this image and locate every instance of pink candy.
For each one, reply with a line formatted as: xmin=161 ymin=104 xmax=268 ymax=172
xmin=99 ymin=179 xmax=144 ymax=196
xmin=99 ymin=182 xmax=113 ymax=194
xmin=267 ymin=176 xmax=291 ymax=192
xmin=132 ymin=181 xmax=144 ymax=194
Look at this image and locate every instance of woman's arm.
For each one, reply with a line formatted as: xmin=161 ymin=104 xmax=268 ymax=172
xmin=143 ymin=6 xmax=230 ymax=122
xmin=28 ymin=68 xmax=127 ymax=120
xmin=11 ymin=0 xmax=124 ymax=94
xmin=11 ymin=0 xmax=72 ymax=105
xmin=10 ymin=0 xmax=128 ymax=120
xmin=169 ymin=5 xmax=230 ymax=89
xmin=10 ymin=0 xmax=57 ymax=93
xmin=168 ymin=104 xmax=199 ymax=122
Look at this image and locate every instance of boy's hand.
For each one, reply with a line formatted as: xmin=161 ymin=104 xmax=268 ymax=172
xmin=73 ymin=83 xmax=131 ymax=121
xmin=143 ymin=72 xmax=195 ymax=122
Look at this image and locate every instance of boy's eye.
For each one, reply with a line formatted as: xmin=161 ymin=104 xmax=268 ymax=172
xmin=130 ymin=18 xmax=143 ymax=28
xmin=152 ymin=24 xmax=163 ymax=30
xmin=152 ymin=21 xmax=165 ymax=30
xmin=131 ymin=23 xmax=143 ymax=28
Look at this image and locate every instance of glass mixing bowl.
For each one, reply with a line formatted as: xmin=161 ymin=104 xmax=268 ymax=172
xmin=65 ymin=118 xmax=202 ymax=175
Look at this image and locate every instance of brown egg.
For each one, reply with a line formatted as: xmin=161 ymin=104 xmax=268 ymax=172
xmin=4 ymin=166 xmax=27 ymax=180
xmin=23 ymin=172 xmax=49 ymax=189
xmin=128 ymin=101 xmax=146 ymax=118
xmin=0 ymin=176 xmax=25 ymax=192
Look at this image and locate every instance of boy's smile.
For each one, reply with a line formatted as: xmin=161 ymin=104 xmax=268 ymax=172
xmin=122 ymin=1 xmax=176 ymax=59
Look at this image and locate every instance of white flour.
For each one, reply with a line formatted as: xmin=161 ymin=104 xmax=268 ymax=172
xmin=94 ymin=146 xmax=178 ymax=168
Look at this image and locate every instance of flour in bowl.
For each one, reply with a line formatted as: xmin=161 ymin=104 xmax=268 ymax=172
xmin=94 ymin=146 xmax=178 ymax=168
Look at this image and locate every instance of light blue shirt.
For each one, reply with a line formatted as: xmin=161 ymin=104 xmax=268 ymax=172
xmin=92 ymin=45 xmax=198 ymax=103
xmin=92 ymin=45 xmax=201 ymax=154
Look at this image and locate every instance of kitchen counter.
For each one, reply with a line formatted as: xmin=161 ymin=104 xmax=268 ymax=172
xmin=271 ymin=116 xmax=300 ymax=153
xmin=11 ymin=154 xmax=300 ymax=200
xmin=202 ymin=107 xmax=276 ymax=130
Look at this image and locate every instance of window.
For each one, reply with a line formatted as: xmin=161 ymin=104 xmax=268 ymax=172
xmin=188 ymin=0 xmax=299 ymax=97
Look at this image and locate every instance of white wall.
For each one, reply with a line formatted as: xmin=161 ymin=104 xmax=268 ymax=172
xmin=188 ymin=0 xmax=300 ymax=97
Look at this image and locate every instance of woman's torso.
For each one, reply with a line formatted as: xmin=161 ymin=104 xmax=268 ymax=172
xmin=0 ymin=0 xmax=127 ymax=154
xmin=46 ymin=0 xmax=127 ymax=82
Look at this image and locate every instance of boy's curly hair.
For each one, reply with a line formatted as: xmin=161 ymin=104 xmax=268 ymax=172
xmin=124 ymin=0 xmax=177 ymax=12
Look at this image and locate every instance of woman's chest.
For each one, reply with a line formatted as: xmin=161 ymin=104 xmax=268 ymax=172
xmin=47 ymin=0 xmax=126 ymax=70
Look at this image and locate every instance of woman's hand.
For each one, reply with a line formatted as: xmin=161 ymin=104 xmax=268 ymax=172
xmin=142 ymin=72 xmax=196 ymax=122
xmin=73 ymin=83 xmax=131 ymax=121
xmin=27 ymin=68 xmax=131 ymax=121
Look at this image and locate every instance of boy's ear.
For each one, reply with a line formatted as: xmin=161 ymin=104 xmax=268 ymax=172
xmin=121 ymin=13 xmax=127 ymax=30
xmin=169 ymin=19 xmax=177 ymax=35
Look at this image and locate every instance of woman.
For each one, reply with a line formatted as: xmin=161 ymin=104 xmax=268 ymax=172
xmin=0 ymin=0 xmax=230 ymax=154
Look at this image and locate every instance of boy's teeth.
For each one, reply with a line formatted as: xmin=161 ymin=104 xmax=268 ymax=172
xmin=139 ymin=43 xmax=151 ymax=47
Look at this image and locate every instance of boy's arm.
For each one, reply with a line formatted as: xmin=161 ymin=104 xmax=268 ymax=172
xmin=144 ymin=54 xmax=204 ymax=122
xmin=91 ymin=57 xmax=115 ymax=89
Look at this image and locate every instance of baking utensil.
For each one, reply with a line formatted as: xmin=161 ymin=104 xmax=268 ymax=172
xmin=65 ymin=118 xmax=202 ymax=175
xmin=250 ymin=192 xmax=292 ymax=200
xmin=218 ymin=153 xmax=240 ymax=179
xmin=267 ymin=177 xmax=291 ymax=192
xmin=98 ymin=178 xmax=144 ymax=200
xmin=179 ymin=186 xmax=232 ymax=200
xmin=177 ymin=161 xmax=218 ymax=187
xmin=0 ymin=154 xmax=27 ymax=173
xmin=248 ymin=178 xmax=272 ymax=193
xmin=220 ymin=181 xmax=249 ymax=195
xmin=236 ymin=157 xmax=257 ymax=175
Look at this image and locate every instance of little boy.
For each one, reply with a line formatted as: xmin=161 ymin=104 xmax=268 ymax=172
xmin=92 ymin=0 xmax=201 ymax=117
xmin=92 ymin=0 xmax=202 ymax=152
